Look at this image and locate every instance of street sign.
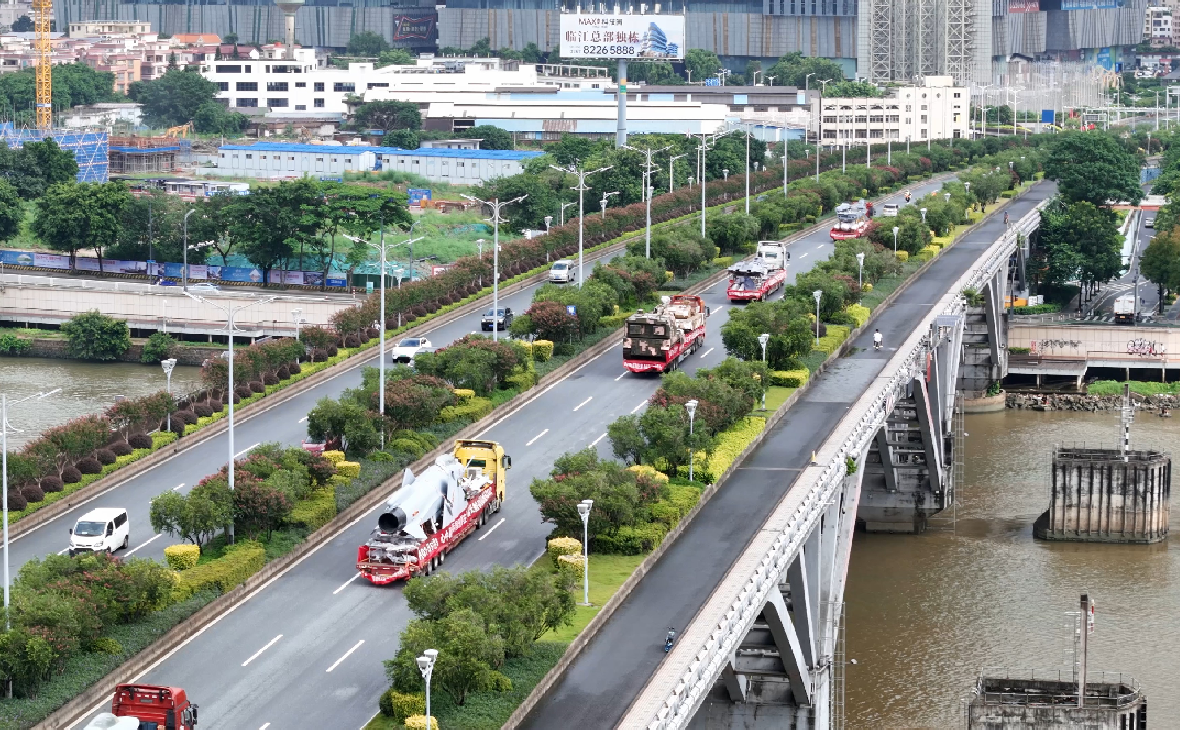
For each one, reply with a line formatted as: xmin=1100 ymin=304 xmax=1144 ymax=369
xmin=366 ymin=281 xmax=374 ymax=295
xmin=566 ymin=305 xmax=578 ymax=316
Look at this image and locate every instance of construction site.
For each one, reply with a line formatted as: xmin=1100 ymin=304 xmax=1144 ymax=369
xmin=108 ymin=135 xmax=193 ymax=174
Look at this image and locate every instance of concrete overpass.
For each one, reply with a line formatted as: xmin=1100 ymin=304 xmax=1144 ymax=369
xmin=517 ymin=184 xmax=1055 ymax=730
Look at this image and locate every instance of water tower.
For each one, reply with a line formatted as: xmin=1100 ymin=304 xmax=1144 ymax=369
xmin=276 ymin=0 xmax=304 ymax=58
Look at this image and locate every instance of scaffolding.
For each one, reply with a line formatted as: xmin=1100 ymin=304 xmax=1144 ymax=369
xmin=108 ymin=136 xmax=192 ymax=174
xmin=0 ymin=124 xmax=108 ymax=182
xmin=861 ymin=0 xmax=984 ymax=85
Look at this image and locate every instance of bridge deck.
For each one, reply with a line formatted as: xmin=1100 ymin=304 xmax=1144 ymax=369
xmin=518 ymin=182 xmax=1057 ymax=730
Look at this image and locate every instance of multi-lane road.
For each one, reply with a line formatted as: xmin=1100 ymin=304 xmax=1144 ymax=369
xmin=60 ymin=178 xmax=952 ymax=729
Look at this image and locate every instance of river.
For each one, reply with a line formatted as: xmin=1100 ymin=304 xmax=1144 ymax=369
xmin=845 ymin=408 xmax=1180 ymax=727
xmin=0 ymin=357 xmax=203 ymax=449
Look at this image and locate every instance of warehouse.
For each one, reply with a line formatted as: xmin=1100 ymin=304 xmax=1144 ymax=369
xmin=210 ymin=142 xmax=543 ymax=184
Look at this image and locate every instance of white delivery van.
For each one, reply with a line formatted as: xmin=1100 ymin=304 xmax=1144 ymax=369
xmin=69 ymin=507 xmax=130 ymax=556
xmin=881 ymin=203 xmax=900 ymax=217
xmin=549 ymin=259 xmax=576 ymax=283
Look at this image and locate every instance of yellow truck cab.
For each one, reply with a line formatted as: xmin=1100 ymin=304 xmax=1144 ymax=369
xmin=453 ymin=439 xmax=511 ymax=505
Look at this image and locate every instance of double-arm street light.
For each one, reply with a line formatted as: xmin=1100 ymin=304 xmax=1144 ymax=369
xmin=600 ymin=191 xmax=620 ymax=219
xmin=577 ymin=499 xmax=593 ymax=605
xmin=161 ymin=358 xmax=178 ymax=433
xmin=757 ymin=334 xmax=769 ymax=410
xmin=686 ymin=399 xmax=699 ymax=482
xmin=417 ymin=649 xmax=438 ymax=730
xmin=186 ymin=291 xmax=277 ymax=543
xmin=550 ymin=163 xmax=610 ymax=287
xmin=623 ymin=144 xmax=672 ymax=258
xmin=669 ymin=152 xmax=688 ymax=194
xmin=3 ymin=389 xmax=60 ymax=630
xmin=182 ymin=208 xmax=197 ymax=290
xmin=461 ymin=194 xmax=527 ymax=339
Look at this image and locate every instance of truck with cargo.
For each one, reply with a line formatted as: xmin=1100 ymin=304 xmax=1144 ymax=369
xmin=622 ymin=294 xmax=708 ymax=373
xmin=84 ymin=684 xmax=198 ymax=730
xmin=1114 ymin=294 xmax=1137 ymax=324
xmin=830 ymin=200 xmax=871 ymax=240
xmin=726 ymin=241 xmax=790 ymax=302
xmin=356 ymin=439 xmax=510 ymax=585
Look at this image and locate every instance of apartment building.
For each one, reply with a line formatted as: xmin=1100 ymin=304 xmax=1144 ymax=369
xmin=818 ymin=76 xmax=969 ymax=145
xmin=1145 ymin=5 xmax=1174 ymax=47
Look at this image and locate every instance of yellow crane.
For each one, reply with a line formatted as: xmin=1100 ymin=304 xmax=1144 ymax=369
xmin=33 ymin=0 xmax=51 ymax=128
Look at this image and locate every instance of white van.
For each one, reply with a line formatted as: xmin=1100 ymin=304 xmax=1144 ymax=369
xmin=69 ymin=507 xmax=130 ymax=556
xmin=549 ymin=259 xmax=576 ymax=283
xmin=881 ymin=203 xmax=900 ymax=217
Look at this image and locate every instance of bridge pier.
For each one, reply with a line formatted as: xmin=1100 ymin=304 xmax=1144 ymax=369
xmin=960 ymin=266 xmax=1009 ymax=398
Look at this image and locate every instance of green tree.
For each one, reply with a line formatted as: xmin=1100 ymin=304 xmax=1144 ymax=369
xmin=10 ymin=15 xmax=32 ymax=32
xmin=354 ymin=101 xmax=421 ymax=132
xmin=140 ymin=332 xmax=176 ymax=363
xmin=685 ymin=49 xmax=722 ymax=82
xmin=61 ymin=311 xmax=131 ymax=361
xmin=825 ymin=80 xmax=881 ymax=98
xmin=765 ymin=51 xmax=845 ymax=89
xmin=472 ymin=170 xmax=554 ymax=232
xmin=376 ymin=48 xmax=415 ymax=67
xmin=129 ymin=68 xmax=220 ymax=127
xmin=6 ymin=138 xmax=80 ymax=198
xmin=721 ymin=299 xmax=813 ymax=368
xmin=551 ymin=133 xmax=599 ymax=166
xmin=348 ymin=30 xmax=390 ymax=56
xmin=707 ymin=213 xmax=760 ymax=254
xmin=454 ymin=125 xmax=514 ymax=150
xmin=149 ymin=483 xmax=232 ymax=551
xmin=386 ymin=609 xmax=507 ymax=705
xmin=306 ymin=396 xmax=380 ymax=453
xmin=230 ymin=178 xmax=322 ymax=282
xmin=1140 ymin=228 xmax=1180 ymax=297
xmin=33 ymin=181 xmax=129 ymax=271
xmin=0 ymin=178 xmax=22 ymax=243
xmin=192 ymin=101 xmax=249 ymax=135
xmin=1044 ymin=132 xmax=1143 ymax=207
xmin=1036 ymin=199 xmax=1122 ymax=290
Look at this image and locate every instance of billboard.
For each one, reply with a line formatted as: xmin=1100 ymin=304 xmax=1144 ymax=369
xmin=393 ymin=15 xmax=436 ymax=41
xmin=408 ymin=188 xmax=432 ymax=206
xmin=1061 ymin=0 xmax=1123 ymax=9
xmin=1008 ymin=0 xmax=1039 ymax=12
xmin=559 ymin=14 xmax=685 ymax=60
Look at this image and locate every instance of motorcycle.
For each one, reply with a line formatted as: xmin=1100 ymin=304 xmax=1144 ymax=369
xmin=664 ymin=628 xmax=676 ymax=653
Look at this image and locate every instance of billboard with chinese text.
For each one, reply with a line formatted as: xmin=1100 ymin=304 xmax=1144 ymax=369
xmin=559 ymin=14 xmax=685 ymax=60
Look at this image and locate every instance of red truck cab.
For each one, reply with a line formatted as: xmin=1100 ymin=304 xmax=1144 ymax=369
xmin=107 ymin=684 xmax=197 ymax=730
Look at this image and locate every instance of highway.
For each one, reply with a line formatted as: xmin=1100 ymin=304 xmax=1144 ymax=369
xmin=65 ymin=177 xmax=952 ymax=729
xmin=517 ymin=181 xmax=1057 ymax=730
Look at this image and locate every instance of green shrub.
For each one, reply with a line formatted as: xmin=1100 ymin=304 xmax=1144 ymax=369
xmin=380 ymin=690 xmax=425 ymax=721
xmin=814 ymin=325 xmax=850 ymax=356
xmin=174 ymin=541 xmax=266 ymax=600
xmin=389 ymin=438 xmax=427 ymax=459
xmin=140 ymin=332 xmax=176 ymax=363
xmin=665 ymin=485 xmax=702 ymax=518
xmin=452 ymin=388 xmax=476 ymax=401
xmin=90 ymin=637 xmax=123 ymax=655
xmin=531 ymin=340 xmax=554 ymax=361
xmin=61 ymin=310 xmax=131 ymax=361
xmin=0 ymin=333 xmax=31 ymax=355
xmin=1012 ymin=303 xmax=1061 ymax=314
xmin=770 ymin=369 xmax=810 ymax=388
xmin=546 ymin=536 xmax=582 ymax=566
xmin=594 ymin=522 xmax=669 ymax=555
xmin=1000 ymin=189 xmax=1015 ymax=198
xmin=505 ymin=369 xmax=536 ymax=391
xmin=916 ymin=245 xmax=939 ymax=261
xmin=649 ymin=500 xmax=681 ymax=527
xmin=163 ymin=544 xmax=200 ymax=571
xmin=895 ymin=250 xmax=910 ymax=262
xmin=289 ymin=488 xmax=337 ymax=532
xmin=844 ymin=303 xmax=871 ymax=327
xmin=439 ymin=396 xmax=493 ymax=423
xmin=599 ymin=312 xmax=629 ymax=330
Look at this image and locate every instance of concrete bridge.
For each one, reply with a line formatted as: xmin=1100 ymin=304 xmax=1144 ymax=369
xmin=517 ymin=184 xmax=1055 ymax=730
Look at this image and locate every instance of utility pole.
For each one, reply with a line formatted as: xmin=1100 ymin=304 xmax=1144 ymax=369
xmin=461 ymin=194 xmax=527 ymax=340
xmin=550 ymin=162 xmax=611 ymax=287
xmin=623 ymin=144 xmax=671 ymax=258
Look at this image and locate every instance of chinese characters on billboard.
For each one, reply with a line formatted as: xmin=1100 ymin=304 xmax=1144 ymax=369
xmin=559 ymin=14 xmax=686 ymax=60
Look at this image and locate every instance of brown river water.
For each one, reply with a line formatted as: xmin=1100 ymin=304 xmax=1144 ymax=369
xmin=844 ymin=408 xmax=1180 ymax=728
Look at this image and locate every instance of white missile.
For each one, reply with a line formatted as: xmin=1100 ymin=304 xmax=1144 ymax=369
xmin=377 ymin=454 xmax=466 ymax=539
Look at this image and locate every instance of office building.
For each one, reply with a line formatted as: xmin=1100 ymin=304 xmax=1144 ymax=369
xmin=818 ymin=76 xmax=969 ymax=144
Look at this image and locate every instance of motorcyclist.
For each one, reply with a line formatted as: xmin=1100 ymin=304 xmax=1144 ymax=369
xmin=1004 ymin=212 xmax=1009 ymax=226
xmin=873 ymin=329 xmax=883 ymax=351
xmin=904 ymin=190 xmax=912 ymax=203
xmin=664 ymin=628 xmax=676 ymax=651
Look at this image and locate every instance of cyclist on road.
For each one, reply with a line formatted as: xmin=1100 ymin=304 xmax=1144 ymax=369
xmin=1004 ymin=212 xmax=1010 ymax=226
xmin=873 ymin=329 xmax=883 ymax=351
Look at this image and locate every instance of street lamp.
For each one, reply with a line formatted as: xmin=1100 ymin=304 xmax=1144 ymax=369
xmin=855 ymin=251 xmax=865 ymax=291
xmin=920 ymin=207 xmax=927 ymax=225
xmin=600 ymin=191 xmax=620 ymax=219
xmin=559 ymin=201 xmax=575 ymax=227
xmin=182 ymin=208 xmax=197 ymax=291
xmin=944 ymin=192 xmax=951 ymax=203
xmin=744 ymin=124 xmax=751 ymax=214
xmin=757 ymin=333 xmax=769 ymax=410
xmin=685 ymin=399 xmax=699 ymax=482
xmin=460 ymin=194 xmax=526 ymax=339
xmin=812 ymin=290 xmax=823 ymax=345
xmin=669 ymin=152 xmax=688 ymax=194
xmin=892 ymin=225 xmax=900 ymax=253
xmin=185 ymin=291 xmax=277 ymax=543
xmin=576 ymin=499 xmax=593 ymax=606
xmin=290 ymin=308 xmax=304 ymax=342
xmin=2 ymin=389 xmax=59 ymax=631
xmin=623 ymin=144 xmax=671 ymax=258
xmin=544 ymin=215 xmax=553 ymax=234
xmin=722 ymin=168 xmax=729 ymax=181
xmin=161 ymin=358 xmax=177 ymax=433
xmin=416 ymin=649 xmax=438 ymax=730
xmin=550 ymin=162 xmax=611 ymax=286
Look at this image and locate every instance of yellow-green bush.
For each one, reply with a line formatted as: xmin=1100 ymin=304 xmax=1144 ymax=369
xmin=506 ymin=369 xmax=536 ymax=391
xmin=713 ymin=256 xmax=734 ymax=268
xmin=666 ymin=485 xmax=702 ymax=518
xmin=404 ymin=715 xmax=438 ymax=730
xmin=439 ymin=396 xmax=493 ymax=423
xmin=599 ymin=313 xmax=629 ymax=330
xmin=594 ymin=522 xmax=669 ymax=555
xmin=665 ymin=270 xmax=674 ymax=281
xmin=770 ymin=369 xmax=810 ymax=388
xmin=862 ymin=282 xmax=873 ymax=293
xmin=322 ymin=450 xmax=346 ymax=464
xmin=556 ymin=553 xmax=586 ymax=585
xmin=163 ymin=544 xmax=200 ymax=571
xmin=547 ymin=536 xmax=582 ymax=565
xmin=814 ymin=325 xmax=851 ymax=356
xmin=290 ymin=488 xmax=337 ymax=532
xmin=917 ymin=245 xmax=939 ymax=261
xmin=532 ymin=340 xmax=554 ymax=361
xmin=380 ymin=690 xmax=425 ymax=722
xmin=389 ymin=438 xmax=427 ymax=460
xmin=329 ymin=473 xmax=352 ymax=487
xmin=174 ymin=541 xmax=266 ymax=600
xmin=627 ymin=464 xmax=669 ymax=483
xmin=336 ymin=461 xmax=361 ymax=479
xmin=682 ymin=417 xmax=767 ymax=484
xmin=845 ymin=303 xmax=871 ymax=327
xmin=452 ymin=388 xmax=476 ymax=401
xmin=650 ymin=501 xmax=681 ymax=527
xmin=895 ymin=250 xmax=910 ymax=262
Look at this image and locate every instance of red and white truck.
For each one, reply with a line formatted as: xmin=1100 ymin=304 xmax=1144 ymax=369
xmin=84 ymin=684 xmax=198 ymax=730
xmin=830 ymin=200 xmax=871 ymax=240
xmin=622 ymin=294 xmax=708 ymax=373
xmin=727 ymin=241 xmax=790 ymax=302
xmin=356 ymin=439 xmax=509 ymax=585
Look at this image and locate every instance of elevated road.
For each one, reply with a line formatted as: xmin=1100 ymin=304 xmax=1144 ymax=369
xmin=65 ymin=179 xmax=951 ymax=730
xmin=517 ymin=182 xmax=1057 ymax=730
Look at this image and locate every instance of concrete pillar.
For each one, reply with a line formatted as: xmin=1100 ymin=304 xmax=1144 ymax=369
xmin=1036 ymin=373 xmax=1042 ymax=387
xmin=795 ymin=705 xmax=811 ymax=730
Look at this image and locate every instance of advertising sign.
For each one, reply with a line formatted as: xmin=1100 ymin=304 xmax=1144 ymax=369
xmin=326 ymin=274 xmax=349 ymax=288
xmin=1008 ymin=0 xmax=1039 ymax=12
xmin=559 ymin=14 xmax=685 ymax=60
xmin=393 ymin=14 xmax=436 ymax=40
xmin=1041 ymin=109 xmax=1055 ymax=124
xmin=1061 ymin=0 xmax=1123 ymax=9
xmin=268 ymin=270 xmax=306 ymax=285
xmin=408 ymin=188 xmax=432 ymax=206
xmin=33 ymin=253 xmax=70 ymax=270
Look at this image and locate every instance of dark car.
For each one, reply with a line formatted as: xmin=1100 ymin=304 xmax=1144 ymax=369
xmin=481 ymin=307 xmax=513 ymax=331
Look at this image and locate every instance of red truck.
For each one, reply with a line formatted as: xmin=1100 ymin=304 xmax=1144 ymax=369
xmin=357 ymin=440 xmax=509 ymax=585
xmin=727 ymin=241 xmax=790 ymax=302
xmin=84 ymin=684 xmax=198 ymax=730
xmin=830 ymin=200 xmax=871 ymax=240
xmin=622 ymin=294 xmax=708 ymax=374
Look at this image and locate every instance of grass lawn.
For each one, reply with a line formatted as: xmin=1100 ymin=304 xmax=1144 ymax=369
xmin=757 ymin=385 xmax=796 ymax=414
xmin=543 ymin=553 xmax=647 ymax=643
xmin=1087 ymin=380 xmax=1180 ymax=396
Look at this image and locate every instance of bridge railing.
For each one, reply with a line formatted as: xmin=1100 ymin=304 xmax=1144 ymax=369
xmin=625 ymin=197 xmax=1052 ymax=730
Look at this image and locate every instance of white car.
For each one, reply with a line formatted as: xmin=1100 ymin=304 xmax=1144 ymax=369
xmin=881 ymin=203 xmax=900 ymax=217
xmin=390 ymin=337 xmax=432 ymax=364
xmin=1145 ymin=218 xmax=1155 ymax=228
xmin=188 ymin=283 xmax=220 ymax=293
xmin=69 ymin=507 xmax=129 ymax=556
xmin=549 ymin=260 xmax=577 ymax=283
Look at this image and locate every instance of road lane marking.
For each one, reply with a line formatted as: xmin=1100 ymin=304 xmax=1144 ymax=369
xmin=298 ymin=416 xmax=308 ymax=424
xmin=326 ymin=640 xmax=365 ymax=673
xmin=615 ymin=373 xmax=626 ymax=381
xmin=172 ymin=483 xmax=185 ymax=491
xmin=574 ymin=396 xmax=593 ymax=411
xmin=526 ymin=429 xmax=548 ymax=446
xmin=260 ymin=725 xmax=270 ymax=730
xmin=125 ymin=534 xmax=163 ymax=556
xmin=242 ymin=634 xmax=283 ymax=667
xmin=58 ymin=548 xmax=68 ymax=555
xmin=799 ymin=252 xmax=809 ymax=258
xmin=590 ymin=433 xmax=607 ymax=447
xmin=234 ymin=443 xmax=259 ymax=459
xmin=332 ymin=573 xmax=361 ymax=595
xmin=630 ymin=401 xmax=646 ymax=414
xmin=478 ymin=517 xmax=506 ymax=541
xmin=700 ymin=347 xmax=714 ymax=359
xmin=712 ymin=305 xmax=724 ymax=315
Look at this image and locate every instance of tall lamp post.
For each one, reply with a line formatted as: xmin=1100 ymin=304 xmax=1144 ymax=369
xmin=460 ymin=194 xmax=526 ymax=339
xmin=291 ymin=308 xmax=304 ymax=342
xmin=577 ymin=499 xmax=593 ymax=606
xmin=855 ymin=251 xmax=865 ymax=291
xmin=550 ymin=163 xmax=611 ymax=287
xmin=161 ymin=358 xmax=177 ymax=434
xmin=892 ymin=225 xmax=900 ymax=253
xmin=669 ymin=152 xmax=688 ymax=194
xmin=186 ymin=292 xmax=276 ymax=544
xmin=2 ymin=389 xmax=59 ymax=631
xmin=757 ymin=333 xmax=769 ymax=410
xmin=744 ymin=124 xmax=751 ymax=214
xmin=600 ymin=191 xmax=620 ymax=220
xmin=623 ymin=144 xmax=671 ymax=258
xmin=685 ymin=399 xmax=699 ymax=482
xmin=559 ymin=201 xmax=575 ymax=227
xmin=417 ymin=649 xmax=438 ymax=730
xmin=181 ymin=208 xmax=197 ymax=291
xmin=812 ymin=290 xmax=823 ymax=345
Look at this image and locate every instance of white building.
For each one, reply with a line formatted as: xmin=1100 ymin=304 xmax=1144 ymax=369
xmin=61 ymin=102 xmax=142 ymax=129
xmin=1145 ymin=6 xmax=1174 ymax=46
xmin=817 ymin=76 xmax=969 ymax=145
xmin=210 ymin=142 xmax=544 ymax=184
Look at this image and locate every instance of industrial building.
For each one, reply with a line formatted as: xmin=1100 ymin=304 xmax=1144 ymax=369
xmin=210 ymin=142 xmax=544 ymax=184
xmin=818 ymin=76 xmax=970 ymax=143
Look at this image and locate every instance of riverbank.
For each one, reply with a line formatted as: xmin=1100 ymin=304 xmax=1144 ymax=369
xmin=1007 ymin=391 xmax=1179 ymax=411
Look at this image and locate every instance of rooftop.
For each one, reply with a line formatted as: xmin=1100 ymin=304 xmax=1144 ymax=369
xmin=219 ymin=142 xmax=545 ymax=161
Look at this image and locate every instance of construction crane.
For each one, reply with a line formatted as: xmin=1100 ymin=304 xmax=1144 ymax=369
xmin=33 ymin=0 xmax=51 ymax=128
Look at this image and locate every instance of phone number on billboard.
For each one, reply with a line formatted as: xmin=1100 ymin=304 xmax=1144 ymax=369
xmin=574 ymin=45 xmax=637 ymax=55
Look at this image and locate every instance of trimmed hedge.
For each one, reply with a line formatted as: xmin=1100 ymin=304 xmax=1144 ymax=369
xmin=289 ymin=488 xmax=337 ymax=532
xmin=322 ymin=450 xmax=346 ymax=465
xmin=594 ymin=522 xmax=670 ymax=555
xmin=814 ymin=325 xmax=851 ymax=356
xmin=379 ymin=690 xmax=426 ymax=722
xmin=164 ymin=544 xmax=201 ymax=571
xmin=556 ymin=553 xmax=585 ymax=585
xmin=452 ymin=388 xmax=476 ymax=401
xmin=547 ymin=537 xmax=582 ymax=566
xmin=681 ymin=416 xmax=768 ymax=485
xmin=845 ymin=303 xmax=871 ymax=328
xmin=895 ymin=250 xmax=910 ymax=262
xmin=439 ymin=396 xmax=493 ymax=424
xmin=532 ymin=340 xmax=555 ymax=362
xmin=770 ymin=369 xmax=810 ymax=388
xmin=916 ymin=245 xmax=940 ymax=261
xmin=336 ymin=461 xmax=361 ymax=480
xmin=174 ymin=541 xmax=267 ymax=600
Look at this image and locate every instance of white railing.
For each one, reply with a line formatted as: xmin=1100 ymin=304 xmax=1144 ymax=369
xmin=627 ymin=199 xmax=1050 ymax=730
